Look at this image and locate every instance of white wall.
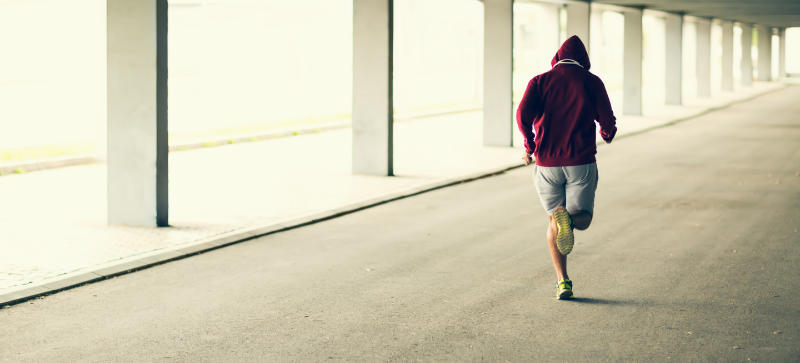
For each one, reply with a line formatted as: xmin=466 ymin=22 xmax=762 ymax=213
xmin=642 ymin=13 xmax=665 ymax=111
xmin=733 ymin=24 xmax=742 ymax=86
xmin=682 ymin=20 xmax=697 ymax=101
xmin=711 ymin=22 xmax=723 ymax=96
xmin=589 ymin=9 xmax=624 ymax=109
xmin=513 ymin=2 xmax=560 ymax=100
xmin=394 ymin=0 xmax=483 ymax=114
xmin=787 ymin=28 xmax=800 ymax=74
xmin=772 ymin=34 xmax=780 ymax=79
xmin=168 ymin=0 xmax=353 ymax=135
xmin=0 ymin=0 xmax=105 ymax=151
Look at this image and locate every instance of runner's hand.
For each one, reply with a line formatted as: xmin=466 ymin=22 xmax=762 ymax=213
xmin=522 ymin=153 xmax=533 ymax=165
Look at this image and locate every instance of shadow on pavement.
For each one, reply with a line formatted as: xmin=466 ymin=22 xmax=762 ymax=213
xmin=563 ymin=297 xmax=637 ymax=305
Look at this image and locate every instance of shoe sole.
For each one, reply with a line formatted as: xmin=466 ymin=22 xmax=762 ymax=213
xmin=558 ymin=290 xmax=573 ymax=300
xmin=553 ymin=209 xmax=574 ymax=255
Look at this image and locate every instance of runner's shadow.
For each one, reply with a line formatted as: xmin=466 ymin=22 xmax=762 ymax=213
xmin=563 ymin=297 xmax=636 ymax=305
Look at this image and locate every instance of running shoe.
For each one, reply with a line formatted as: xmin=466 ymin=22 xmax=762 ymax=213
xmin=557 ymin=279 xmax=573 ymax=300
xmin=553 ymin=208 xmax=574 ymax=255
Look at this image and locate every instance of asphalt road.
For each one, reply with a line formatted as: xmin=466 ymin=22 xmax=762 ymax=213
xmin=2 ymin=86 xmax=799 ymax=362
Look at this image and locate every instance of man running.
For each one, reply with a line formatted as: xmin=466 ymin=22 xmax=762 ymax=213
xmin=516 ymin=35 xmax=617 ymax=299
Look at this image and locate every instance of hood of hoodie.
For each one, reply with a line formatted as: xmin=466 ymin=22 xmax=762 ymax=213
xmin=551 ymin=35 xmax=590 ymax=70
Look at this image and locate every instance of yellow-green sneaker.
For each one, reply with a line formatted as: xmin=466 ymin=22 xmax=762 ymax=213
xmin=553 ymin=208 xmax=574 ymax=255
xmin=557 ymin=279 xmax=573 ymax=300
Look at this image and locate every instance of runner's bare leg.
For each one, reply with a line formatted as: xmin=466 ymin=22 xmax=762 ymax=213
xmin=547 ymin=214 xmax=568 ymax=281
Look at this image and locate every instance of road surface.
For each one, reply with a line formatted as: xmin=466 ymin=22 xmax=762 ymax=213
xmin=2 ymin=86 xmax=799 ymax=361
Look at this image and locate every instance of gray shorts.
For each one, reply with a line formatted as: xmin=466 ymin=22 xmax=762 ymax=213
xmin=532 ymin=162 xmax=599 ymax=216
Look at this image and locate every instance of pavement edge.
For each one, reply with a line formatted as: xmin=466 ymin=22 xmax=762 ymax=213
xmin=0 ymin=164 xmax=521 ymax=308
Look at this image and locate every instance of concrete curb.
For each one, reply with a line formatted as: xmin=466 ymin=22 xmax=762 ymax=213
xmin=0 ymin=155 xmax=99 ymax=176
xmin=0 ymin=163 xmax=523 ymax=308
xmin=612 ymin=84 xmax=790 ymax=141
xmin=0 ymin=84 xmax=786 ymax=307
xmin=168 ymin=120 xmax=351 ymax=152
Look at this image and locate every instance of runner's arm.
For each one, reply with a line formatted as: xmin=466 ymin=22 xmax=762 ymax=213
xmin=591 ymin=75 xmax=617 ymax=143
xmin=516 ymin=78 xmax=539 ymax=155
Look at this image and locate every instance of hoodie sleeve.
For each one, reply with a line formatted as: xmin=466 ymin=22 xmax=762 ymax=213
xmin=590 ymin=74 xmax=617 ymax=143
xmin=516 ymin=78 xmax=539 ymax=155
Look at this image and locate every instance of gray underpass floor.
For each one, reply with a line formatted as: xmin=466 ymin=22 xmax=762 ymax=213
xmin=2 ymin=86 xmax=800 ymax=362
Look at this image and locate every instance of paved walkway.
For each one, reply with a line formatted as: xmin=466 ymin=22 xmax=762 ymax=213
xmin=0 ymin=82 xmax=784 ymax=298
xmin=1 ymin=83 xmax=798 ymax=361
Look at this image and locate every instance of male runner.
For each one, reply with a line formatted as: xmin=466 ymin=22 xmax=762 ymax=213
xmin=516 ymin=35 xmax=617 ymax=299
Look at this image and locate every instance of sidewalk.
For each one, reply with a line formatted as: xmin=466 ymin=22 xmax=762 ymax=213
xmin=0 ymin=81 xmax=785 ymax=304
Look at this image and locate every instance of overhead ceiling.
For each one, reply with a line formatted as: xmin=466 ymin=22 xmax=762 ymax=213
xmin=592 ymin=0 xmax=800 ymax=28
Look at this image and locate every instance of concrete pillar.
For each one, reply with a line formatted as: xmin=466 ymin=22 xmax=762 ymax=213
xmin=623 ymin=8 xmax=643 ymax=115
xmin=107 ymin=0 xmax=168 ymax=227
xmin=721 ymin=21 xmax=734 ymax=91
xmin=695 ymin=18 xmax=711 ymax=97
xmin=757 ymin=25 xmax=772 ymax=81
xmin=741 ymin=24 xmax=753 ymax=86
xmin=352 ymin=0 xmax=393 ymax=175
xmin=483 ymin=0 xmax=513 ymax=147
xmin=566 ymin=1 xmax=590 ymax=46
xmin=664 ymin=13 xmax=683 ymax=105
xmin=779 ymin=28 xmax=786 ymax=78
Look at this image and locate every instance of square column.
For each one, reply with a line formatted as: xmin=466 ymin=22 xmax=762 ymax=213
xmin=483 ymin=0 xmax=513 ymax=147
xmin=353 ymin=0 xmax=394 ymax=175
xmin=107 ymin=0 xmax=168 ymax=227
xmin=757 ymin=25 xmax=772 ymax=81
xmin=623 ymin=8 xmax=643 ymax=115
xmin=664 ymin=13 xmax=683 ymax=105
xmin=740 ymin=24 xmax=753 ymax=86
xmin=695 ymin=18 xmax=711 ymax=98
xmin=566 ymin=1 xmax=590 ymax=46
xmin=779 ymin=28 xmax=786 ymax=78
xmin=589 ymin=6 xmax=604 ymax=58
xmin=721 ymin=21 xmax=734 ymax=91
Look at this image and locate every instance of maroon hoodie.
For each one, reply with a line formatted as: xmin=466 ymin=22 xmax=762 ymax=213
xmin=516 ymin=35 xmax=617 ymax=167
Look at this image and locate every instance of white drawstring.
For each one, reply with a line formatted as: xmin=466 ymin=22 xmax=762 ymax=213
xmin=554 ymin=58 xmax=584 ymax=68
